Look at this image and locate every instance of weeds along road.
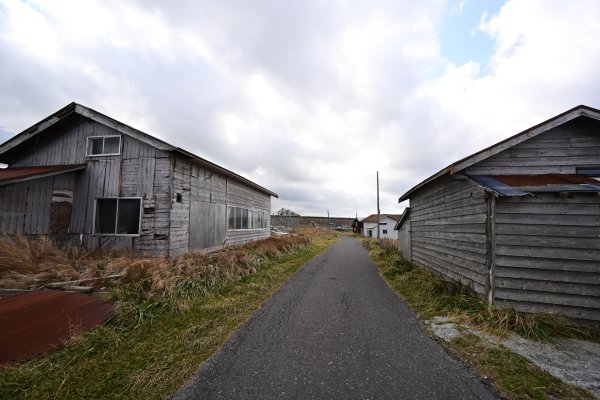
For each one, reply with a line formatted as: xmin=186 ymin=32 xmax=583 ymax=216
xmin=173 ymin=236 xmax=497 ymax=400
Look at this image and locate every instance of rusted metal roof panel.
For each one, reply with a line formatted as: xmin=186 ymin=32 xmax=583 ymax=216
xmin=0 ymin=290 xmax=113 ymax=369
xmin=0 ymin=164 xmax=86 ymax=186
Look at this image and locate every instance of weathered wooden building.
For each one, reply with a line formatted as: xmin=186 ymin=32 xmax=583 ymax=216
xmin=0 ymin=103 xmax=277 ymax=257
xmin=398 ymin=105 xmax=600 ymax=323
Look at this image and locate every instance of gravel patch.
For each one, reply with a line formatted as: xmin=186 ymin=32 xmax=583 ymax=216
xmin=503 ymin=336 xmax=600 ymax=398
xmin=426 ymin=316 xmax=600 ymax=399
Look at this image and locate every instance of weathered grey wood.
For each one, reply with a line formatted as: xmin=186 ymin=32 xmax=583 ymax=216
xmin=496 ymin=277 xmax=599 ymax=296
xmin=1 ymin=107 xmax=275 ymax=257
xmin=495 ymin=288 xmax=598 ymax=309
xmin=466 ymin=119 xmax=600 ymax=176
xmin=496 ymin=266 xmax=600 ymax=284
xmin=408 ymin=175 xmax=490 ymax=296
xmin=398 ymin=211 xmax=411 ymax=261
xmin=485 ymin=194 xmax=496 ymax=305
xmin=453 ymin=107 xmax=600 ymax=173
xmin=495 ymin=256 xmax=599 ymax=273
xmin=500 ymin=300 xmax=600 ymax=322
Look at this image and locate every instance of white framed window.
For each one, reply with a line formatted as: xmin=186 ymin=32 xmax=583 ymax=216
xmin=227 ymin=206 xmax=267 ymax=230
xmin=94 ymin=197 xmax=141 ymax=236
xmin=383 ymin=229 xmax=388 ymax=234
xmin=86 ymin=135 xmax=121 ymax=156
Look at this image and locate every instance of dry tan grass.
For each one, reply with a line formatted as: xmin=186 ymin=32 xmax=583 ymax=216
xmin=0 ymin=232 xmax=317 ymax=293
xmin=0 ymin=235 xmax=79 ymax=287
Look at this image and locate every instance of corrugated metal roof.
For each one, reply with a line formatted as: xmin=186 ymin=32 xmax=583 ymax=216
xmin=0 ymin=164 xmax=86 ymax=186
xmin=0 ymin=290 xmax=113 ymax=368
xmin=468 ymin=174 xmax=600 ymax=196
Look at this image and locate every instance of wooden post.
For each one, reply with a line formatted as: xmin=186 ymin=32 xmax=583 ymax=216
xmin=377 ymin=171 xmax=380 ymax=239
xmin=485 ymin=192 xmax=497 ymax=306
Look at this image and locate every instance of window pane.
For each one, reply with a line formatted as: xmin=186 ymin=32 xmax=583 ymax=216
xmin=235 ymin=207 xmax=242 ymax=229
xmin=228 ymin=207 xmax=235 ymax=230
xmin=90 ymin=138 xmax=103 ymax=155
xmin=241 ymin=208 xmax=248 ymax=229
xmin=104 ymin=136 xmax=120 ymax=154
xmin=95 ymin=199 xmax=117 ymax=233
xmin=116 ymin=199 xmax=141 ymax=234
xmin=248 ymin=210 xmax=254 ymax=229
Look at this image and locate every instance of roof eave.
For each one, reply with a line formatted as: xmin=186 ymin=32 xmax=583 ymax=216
xmin=0 ymin=103 xmax=78 ymax=157
xmin=0 ymin=164 xmax=86 ymax=187
xmin=398 ymin=167 xmax=452 ymax=203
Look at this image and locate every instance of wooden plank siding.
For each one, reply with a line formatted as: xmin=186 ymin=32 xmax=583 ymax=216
xmin=398 ymin=215 xmax=411 ymax=261
xmin=188 ymin=162 xmax=227 ymax=252
xmin=465 ymin=118 xmax=600 ymax=176
xmin=0 ymin=172 xmax=78 ymax=236
xmin=409 ymin=175 xmax=490 ymax=296
xmin=494 ymin=193 xmax=600 ymax=322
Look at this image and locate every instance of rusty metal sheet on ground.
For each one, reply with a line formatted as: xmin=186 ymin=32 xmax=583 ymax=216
xmin=0 ymin=290 xmax=113 ymax=369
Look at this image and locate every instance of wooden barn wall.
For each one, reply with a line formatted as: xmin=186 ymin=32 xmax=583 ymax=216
xmin=0 ymin=173 xmax=77 ymax=235
xmin=225 ymin=178 xmax=271 ymax=246
xmin=494 ymin=193 xmax=600 ymax=322
xmin=8 ymin=120 xmax=173 ymax=255
xmin=188 ymin=161 xmax=227 ymax=252
xmin=398 ymin=216 xmax=411 ymax=261
xmin=409 ymin=175 xmax=490 ymax=295
xmin=120 ymin=136 xmax=171 ymax=257
xmin=465 ymin=117 xmax=600 ymax=175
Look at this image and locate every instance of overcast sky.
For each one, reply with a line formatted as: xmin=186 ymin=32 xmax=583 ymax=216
xmin=1 ymin=0 xmax=600 ymax=218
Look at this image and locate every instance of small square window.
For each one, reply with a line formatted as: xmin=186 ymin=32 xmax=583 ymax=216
xmin=87 ymin=136 xmax=121 ymax=156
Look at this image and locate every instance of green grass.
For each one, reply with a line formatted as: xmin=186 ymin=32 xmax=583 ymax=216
xmin=0 ymin=233 xmax=338 ymax=399
xmin=362 ymin=237 xmax=598 ymax=400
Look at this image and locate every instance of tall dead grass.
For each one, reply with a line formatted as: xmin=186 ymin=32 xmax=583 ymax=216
xmin=0 ymin=234 xmax=134 ymax=289
xmin=0 ymin=235 xmax=80 ymax=287
xmin=0 ymin=232 xmax=317 ymax=325
xmin=112 ymin=234 xmax=313 ymax=325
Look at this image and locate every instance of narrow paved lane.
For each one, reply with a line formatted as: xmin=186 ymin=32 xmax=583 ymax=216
xmin=173 ymin=236 xmax=496 ymax=400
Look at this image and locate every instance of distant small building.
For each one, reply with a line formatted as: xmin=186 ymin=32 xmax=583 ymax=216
xmin=361 ymin=214 xmax=401 ymax=239
xmin=351 ymin=217 xmax=361 ymax=234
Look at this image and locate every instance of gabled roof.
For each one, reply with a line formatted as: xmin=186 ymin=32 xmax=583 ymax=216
xmin=0 ymin=164 xmax=86 ymax=187
xmin=393 ymin=208 xmax=410 ymax=231
xmin=398 ymin=105 xmax=600 ymax=202
xmin=361 ymin=214 xmax=403 ymax=223
xmin=0 ymin=103 xmax=277 ymax=198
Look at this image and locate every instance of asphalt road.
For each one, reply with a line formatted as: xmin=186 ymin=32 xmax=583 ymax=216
xmin=173 ymin=236 xmax=497 ymax=400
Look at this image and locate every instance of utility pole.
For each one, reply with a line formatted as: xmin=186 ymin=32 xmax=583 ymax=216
xmin=377 ymin=171 xmax=380 ymax=239
xmin=327 ymin=210 xmax=330 ymax=231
